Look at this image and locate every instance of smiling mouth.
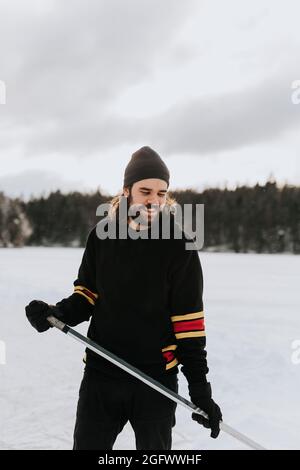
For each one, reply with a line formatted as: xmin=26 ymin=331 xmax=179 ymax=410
xmin=146 ymin=210 xmax=157 ymax=217
xmin=141 ymin=207 xmax=156 ymax=212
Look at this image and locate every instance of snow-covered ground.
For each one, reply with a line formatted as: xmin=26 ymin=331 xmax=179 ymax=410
xmin=0 ymin=248 xmax=299 ymax=450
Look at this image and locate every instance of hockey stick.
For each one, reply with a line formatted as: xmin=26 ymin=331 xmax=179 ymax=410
xmin=47 ymin=315 xmax=266 ymax=450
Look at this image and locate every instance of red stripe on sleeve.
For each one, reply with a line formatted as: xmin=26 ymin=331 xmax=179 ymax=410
xmin=163 ymin=351 xmax=175 ymax=362
xmin=173 ymin=318 xmax=205 ymax=333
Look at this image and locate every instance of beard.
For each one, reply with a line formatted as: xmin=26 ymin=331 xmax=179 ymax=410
xmin=128 ymin=201 xmax=161 ymax=227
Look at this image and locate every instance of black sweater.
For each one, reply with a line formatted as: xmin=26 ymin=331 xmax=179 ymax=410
xmin=56 ymin=214 xmax=209 ymax=384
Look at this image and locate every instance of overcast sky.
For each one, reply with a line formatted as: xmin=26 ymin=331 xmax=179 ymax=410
xmin=0 ymin=0 xmax=300 ymax=199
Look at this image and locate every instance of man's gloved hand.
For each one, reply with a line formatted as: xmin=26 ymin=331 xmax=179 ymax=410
xmin=25 ymin=300 xmax=55 ymax=333
xmin=189 ymin=382 xmax=222 ymax=438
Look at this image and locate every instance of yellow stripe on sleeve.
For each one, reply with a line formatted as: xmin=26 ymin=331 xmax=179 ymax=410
xmin=175 ymin=331 xmax=206 ymax=340
xmin=171 ymin=311 xmax=204 ymax=322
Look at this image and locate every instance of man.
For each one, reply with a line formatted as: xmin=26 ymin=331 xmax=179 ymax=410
xmin=25 ymin=146 xmax=222 ymax=450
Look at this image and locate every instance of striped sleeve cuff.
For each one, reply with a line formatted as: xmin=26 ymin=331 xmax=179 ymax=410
xmin=73 ymin=285 xmax=98 ymax=306
xmin=171 ymin=311 xmax=205 ymax=340
xmin=162 ymin=344 xmax=179 ymax=370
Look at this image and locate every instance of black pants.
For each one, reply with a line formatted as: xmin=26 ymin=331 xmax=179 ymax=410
xmin=73 ymin=367 xmax=178 ymax=450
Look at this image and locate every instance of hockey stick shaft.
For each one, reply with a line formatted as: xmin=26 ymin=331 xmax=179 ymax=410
xmin=47 ymin=315 xmax=266 ymax=450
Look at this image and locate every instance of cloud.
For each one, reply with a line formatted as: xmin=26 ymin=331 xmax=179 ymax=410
xmin=16 ymin=69 xmax=300 ymax=158
xmin=0 ymin=0 xmax=197 ymax=155
xmin=1 ymin=0 xmax=300 ymax=168
xmin=149 ymin=70 xmax=300 ymax=155
xmin=0 ymin=170 xmax=84 ymax=199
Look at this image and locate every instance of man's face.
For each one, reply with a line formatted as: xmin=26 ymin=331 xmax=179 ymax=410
xmin=124 ymin=178 xmax=168 ymax=226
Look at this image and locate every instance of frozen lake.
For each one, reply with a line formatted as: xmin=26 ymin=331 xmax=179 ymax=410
xmin=0 ymin=248 xmax=299 ymax=450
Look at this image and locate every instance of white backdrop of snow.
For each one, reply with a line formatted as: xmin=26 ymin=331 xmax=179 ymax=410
xmin=0 ymin=248 xmax=299 ymax=450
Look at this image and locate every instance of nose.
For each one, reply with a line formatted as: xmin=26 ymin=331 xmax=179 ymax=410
xmin=146 ymin=198 xmax=159 ymax=208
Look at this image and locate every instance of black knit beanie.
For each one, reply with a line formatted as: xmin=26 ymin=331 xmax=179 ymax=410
xmin=123 ymin=146 xmax=170 ymax=188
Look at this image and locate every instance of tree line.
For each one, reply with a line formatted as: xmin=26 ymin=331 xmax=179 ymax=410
xmin=0 ymin=181 xmax=299 ymax=253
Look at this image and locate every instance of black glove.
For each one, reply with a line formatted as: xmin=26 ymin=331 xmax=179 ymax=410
xmin=189 ymin=382 xmax=222 ymax=438
xmin=25 ymin=300 xmax=55 ymax=333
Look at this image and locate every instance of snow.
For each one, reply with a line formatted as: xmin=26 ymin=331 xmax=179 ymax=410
xmin=0 ymin=248 xmax=299 ymax=450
